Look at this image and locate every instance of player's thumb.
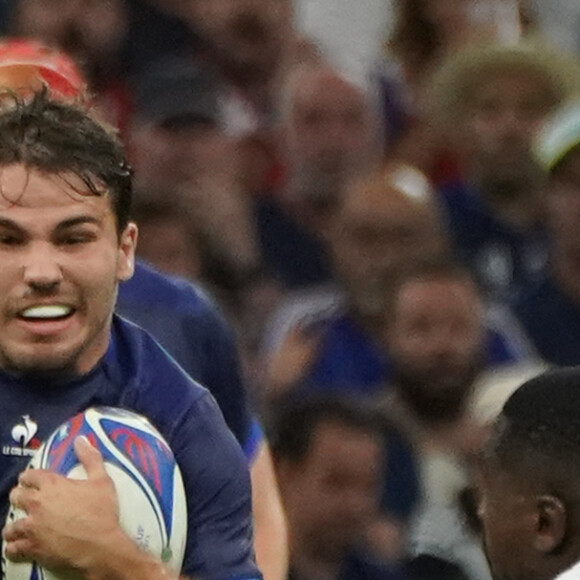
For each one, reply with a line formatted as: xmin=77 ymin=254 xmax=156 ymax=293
xmin=74 ymin=436 xmax=107 ymax=479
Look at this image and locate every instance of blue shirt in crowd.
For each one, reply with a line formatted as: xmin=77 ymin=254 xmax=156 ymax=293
xmin=439 ymin=180 xmax=548 ymax=302
xmin=512 ymin=272 xmax=580 ymax=366
xmin=299 ymin=312 xmax=526 ymax=398
xmin=254 ymin=196 xmax=333 ymax=290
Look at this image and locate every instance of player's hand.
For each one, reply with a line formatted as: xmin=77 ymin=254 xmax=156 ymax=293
xmin=2 ymin=436 xmax=123 ymax=573
xmin=264 ymin=321 xmax=325 ymax=400
xmin=4 ymin=438 xmax=182 ymax=580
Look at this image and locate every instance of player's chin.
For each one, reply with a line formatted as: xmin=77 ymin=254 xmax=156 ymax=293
xmin=2 ymin=344 xmax=83 ymax=377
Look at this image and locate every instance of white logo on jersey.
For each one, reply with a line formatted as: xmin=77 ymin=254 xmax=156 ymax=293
xmin=11 ymin=415 xmax=38 ymax=446
xmin=3 ymin=415 xmax=39 ymax=457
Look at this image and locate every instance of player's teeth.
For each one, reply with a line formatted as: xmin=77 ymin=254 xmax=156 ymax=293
xmin=21 ymin=305 xmax=72 ymax=319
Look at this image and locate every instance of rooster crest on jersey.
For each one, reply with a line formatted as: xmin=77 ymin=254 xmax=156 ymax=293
xmin=2 ymin=407 xmax=188 ymax=580
xmin=2 ymin=416 xmax=41 ymax=458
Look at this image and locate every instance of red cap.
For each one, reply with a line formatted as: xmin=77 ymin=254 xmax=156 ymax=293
xmin=0 ymin=38 xmax=87 ymax=99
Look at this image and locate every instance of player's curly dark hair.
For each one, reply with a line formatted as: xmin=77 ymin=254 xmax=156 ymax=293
xmin=488 ymin=367 xmax=580 ymax=485
xmin=0 ymin=88 xmax=132 ymax=231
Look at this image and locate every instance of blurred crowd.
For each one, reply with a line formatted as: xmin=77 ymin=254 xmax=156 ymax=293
xmin=4 ymin=0 xmax=580 ymax=579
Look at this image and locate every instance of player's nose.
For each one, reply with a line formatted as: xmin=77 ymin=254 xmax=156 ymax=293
xmin=22 ymin=242 xmax=63 ymax=292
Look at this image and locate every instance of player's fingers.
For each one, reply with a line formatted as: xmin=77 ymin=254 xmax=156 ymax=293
xmin=18 ymin=468 xmax=48 ymax=489
xmin=9 ymin=485 xmax=36 ymax=511
xmin=74 ymin=436 xmax=107 ymax=479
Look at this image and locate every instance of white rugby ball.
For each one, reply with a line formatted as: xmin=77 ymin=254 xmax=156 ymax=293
xmin=3 ymin=407 xmax=187 ymax=580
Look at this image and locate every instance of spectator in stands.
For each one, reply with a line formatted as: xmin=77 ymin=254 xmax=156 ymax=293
xmin=162 ymin=0 xmax=295 ymax=133
xmin=127 ymin=57 xmax=263 ymax=307
xmin=262 ymin=162 xmax=448 ymax=404
xmin=270 ymin=396 xmax=405 ymax=580
xmin=385 ymin=258 xmax=493 ymax=436
xmin=382 ymin=257 xmax=520 ymax=580
xmin=283 ymin=63 xmax=380 ymax=225
xmin=387 ymin=0 xmax=522 ymax=104
xmin=427 ymin=41 xmax=580 ymax=301
xmin=513 ymin=101 xmax=580 ymax=365
xmin=131 ymin=197 xmax=202 ymax=281
xmin=255 ymin=61 xmax=380 ymax=290
xmin=381 ymin=0 xmax=523 ymax=173
xmin=11 ymin=0 xmax=132 ymax=129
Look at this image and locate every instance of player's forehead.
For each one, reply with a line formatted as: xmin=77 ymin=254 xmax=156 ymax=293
xmin=477 ymin=422 xmax=521 ymax=486
xmin=0 ymin=163 xmax=111 ymax=216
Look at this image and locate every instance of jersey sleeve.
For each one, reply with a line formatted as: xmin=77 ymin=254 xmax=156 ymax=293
xmin=184 ymin=299 xmax=253 ymax=451
xmin=170 ymin=391 xmax=262 ymax=580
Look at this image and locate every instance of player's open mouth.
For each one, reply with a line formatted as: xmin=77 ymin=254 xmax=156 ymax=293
xmin=18 ymin=305 xmax=75 ymax=321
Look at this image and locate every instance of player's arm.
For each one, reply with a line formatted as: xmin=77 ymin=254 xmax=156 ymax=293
xmin=250 ymin=441 xmax=288 ymax=580
xmin=3 ymin=437 xmax=184 ymax=580
xmin=167 ymin=391 xmax=261 ymax=580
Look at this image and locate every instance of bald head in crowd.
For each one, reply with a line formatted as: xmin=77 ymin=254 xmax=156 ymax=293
xmin=283 ymin=63 xmax=380 ymax=213
xmin=326 ymin=162 xmax=448 ymax=327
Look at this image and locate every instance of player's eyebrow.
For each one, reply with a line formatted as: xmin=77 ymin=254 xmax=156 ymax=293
xmin=0 ymin=216 xmax=25 ymax=233
xmin=0 ymin=215 xmax=103 ymax=239
xmin=54 ymin=216 xmax=102 ymax=233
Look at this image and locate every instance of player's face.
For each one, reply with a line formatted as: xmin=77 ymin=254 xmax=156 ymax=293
xmin=0 ymin=164 xmax=136 ymax=376
xmin=476 ymin=460 xmax=537 ymax=580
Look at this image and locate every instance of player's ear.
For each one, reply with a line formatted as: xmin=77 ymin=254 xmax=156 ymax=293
xmin=533 ymin=494 xmax=566 ymax=553
xmin=117 ymin=222 xmax=138 ymax=281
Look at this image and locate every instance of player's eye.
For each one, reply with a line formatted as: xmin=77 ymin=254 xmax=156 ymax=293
xmin=59 ymin=232 xmax=97 ymax=245
xmin=0 ymin=233 xmax=23 ymax=246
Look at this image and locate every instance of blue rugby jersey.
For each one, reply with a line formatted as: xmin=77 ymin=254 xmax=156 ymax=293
xmin=0 ymin=315 xmax=261 ymax=580
xmin=117 ymin=261 xmax=260 ymax=461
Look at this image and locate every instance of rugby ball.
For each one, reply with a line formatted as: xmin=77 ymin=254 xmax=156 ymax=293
xmin=3 ymin=407 xmax=187 ymax=580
